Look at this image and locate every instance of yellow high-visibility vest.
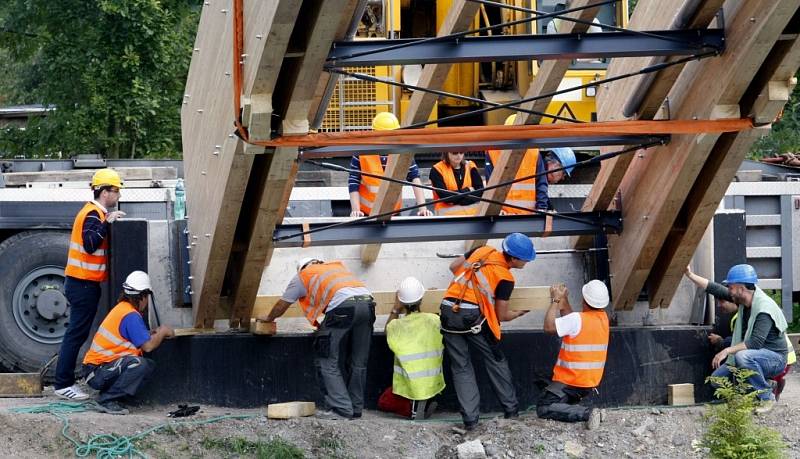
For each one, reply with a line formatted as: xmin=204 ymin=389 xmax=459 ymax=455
xmin=386 ymin=312 xmax=445 ymax=400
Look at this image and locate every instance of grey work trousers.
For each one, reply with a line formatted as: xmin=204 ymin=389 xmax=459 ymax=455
xmin=440 ymin=305 xmax=517 ymax=424
xmin=83 ymin=356 xmax=155 ymax=404
xmin=314 ymin=296 xmax=376 ymax=417
xmin=536 ymin=381 xmax=593 ymax=423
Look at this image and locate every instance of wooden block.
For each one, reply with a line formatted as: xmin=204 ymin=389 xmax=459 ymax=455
xmin=173 ymin=328 xmax=217 ymax=337
xmin=267 ymin=401 xmax=316 ymax=419
xmin=0 ymin=373 xmax=42 ymax=397
xmin=250 ymin=320 xmax=277 ymax=335
xmin=668 ymin=383 xmax=694 ymax=406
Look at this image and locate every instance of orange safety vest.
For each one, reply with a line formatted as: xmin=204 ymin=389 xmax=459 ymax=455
xmin=432 ymin=160 xmax=480 ymax=216
xmin=65 ymin=202 xmax=109 ymax=282
xmin=444 ymin=246 xmax=514 ymax=340
xmin=83 ymin=301 xmax=143 ymax=366
xmin=552 ymin=309 xmax=610 ymax=388
xmin=358 ymin=155 xmax=402 ymax=215
xmin=298 ymin=261 xmax=367 ymax=327
xmin=486 ymin=149 xmax=539 ymax=215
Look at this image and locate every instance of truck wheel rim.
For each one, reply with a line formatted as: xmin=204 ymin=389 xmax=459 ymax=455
xmin=12 ymin=266 xmax=68 ymax=345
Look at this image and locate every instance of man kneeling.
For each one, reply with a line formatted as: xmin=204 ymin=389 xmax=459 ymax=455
xmin=82 ymin=271 xmax=174 ymax=414
xmin=538 ymin=280 xmax=610 ymax=429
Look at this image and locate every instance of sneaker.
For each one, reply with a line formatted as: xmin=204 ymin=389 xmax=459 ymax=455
xmin=97 ymin=400 xmax=129 ymax=415
xmin=316 ymin=409 xmax=351 ymax=420
xmin=586 ymin=408 xmax=603 ymax=430
xmin=754 ymin=399 xmax=775 ymax=415
xmin=54 ymin=385 xmax=90 ymax=401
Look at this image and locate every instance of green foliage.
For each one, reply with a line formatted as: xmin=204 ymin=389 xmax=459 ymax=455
xmin=749 ymin=73 xmax=800 ymax=159
xmin=702 ymin=366 xmax=785 ymax=458
xmin=0 ymin=0 xmax=201 ymax=158
xmin=201 ymin=436 xmax=305 ymax=459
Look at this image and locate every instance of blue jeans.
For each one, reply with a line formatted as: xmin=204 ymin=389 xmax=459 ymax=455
xmin=55 ymin=277 xmax=102 ymax=389
xmin=711 ymin=348 xmax=787 ymax=401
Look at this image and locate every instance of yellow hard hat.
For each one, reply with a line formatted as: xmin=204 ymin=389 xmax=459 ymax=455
xmin=91 ymin=168 xmax=123 ymax=189
xmin=372 ymin=112 xmax=400 ymax=131
xmin=504 ymin=114 xmax=517 ymax=126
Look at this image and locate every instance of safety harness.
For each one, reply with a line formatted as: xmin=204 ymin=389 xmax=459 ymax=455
xmin=440 ymin=251 xmax=502 ymax=335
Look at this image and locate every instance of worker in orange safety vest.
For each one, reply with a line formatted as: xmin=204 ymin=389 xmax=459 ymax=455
xmin=439 ymin=233 xmax=535 ymax=431
xmin=55 ymin=168 xmax=127 ymax=401
xmin=539 ymin=279 xmax=610 ymax=429
xmin=256 ymin=257 xmax=375 ymax=420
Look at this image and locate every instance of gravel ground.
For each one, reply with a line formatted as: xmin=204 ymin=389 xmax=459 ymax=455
xmin=1 ymin=372 xmax=799 ymax=458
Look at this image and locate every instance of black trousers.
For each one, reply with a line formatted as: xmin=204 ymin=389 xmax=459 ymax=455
xmin=83 ymin=356 xmax=155 ymax=403
xmin=536 ymin=381 xmax=594 ymax=423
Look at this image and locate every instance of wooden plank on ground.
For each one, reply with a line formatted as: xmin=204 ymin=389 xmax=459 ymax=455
xmin=267 ymin=401 xmax=316 ymax=419
xmin=648 ymin=32 xmax=800 ymax=308
xmin=360 ymin=0 xmax=481 ymax=264
xmin=468 ymin=0 xmax=603 ymax=251
xmin=573 ymin=0 xmax=722 ymax=249
xmin=668 ymin=383 xmax=694 ymax=405
xmin=226 ymin=1 xmax=360 ymax=328
xmin=0 ymin=373 xmax=42 ymax=397
xmin=606 ymin=0 xmax=798 ymax=310
xmin=252 ymin=286 xmax=553 ymax=318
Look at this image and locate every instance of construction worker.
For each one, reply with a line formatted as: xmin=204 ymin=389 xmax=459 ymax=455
xmin=82 ymin=271 xmax=173 ymax=414
xmin=256 ymin=257 xmax=375 ymax=419
xmin=378 ymin=277 xmax=444 ymax=419
xmin=54 ymin=168 xmax=126 ymax=401
xmin=429 ymin=151 xmax=485 ymax=216
xmin=440 ymin=233 xmax=535 ymax=430
xmin=348 ymin=112 xmax=432 ymax=218
xmin=685 ymin=264 xmax=789 ymax=412
xmin=539 ymin=280 xmax=609 ymax=430
xmin=485 ymin=114 xmax=576 ymax=213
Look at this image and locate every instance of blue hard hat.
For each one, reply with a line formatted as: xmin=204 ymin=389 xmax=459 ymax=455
xmin=723 ymin=264 xmax=758 ymax=285
xmin=550 ymin=147 xmax=576 ymax=176
xmin=502 ymin=233 xmax=536 ymax=262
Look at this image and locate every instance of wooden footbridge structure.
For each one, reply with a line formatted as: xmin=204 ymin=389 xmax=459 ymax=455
xmin=181 ymin=0 xmax=800 ymax=329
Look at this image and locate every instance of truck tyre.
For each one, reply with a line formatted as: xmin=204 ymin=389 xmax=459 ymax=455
xmin=0 ymin=231 xmax=70 ymax=374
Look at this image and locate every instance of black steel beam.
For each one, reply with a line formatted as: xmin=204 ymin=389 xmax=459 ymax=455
xmin=272 ymin=211 xmax=622 ymax=247
xmin=299 ymin=135 xmax=669 ymax=159
xmin=328 ymin=29 xmax=724 ymax=66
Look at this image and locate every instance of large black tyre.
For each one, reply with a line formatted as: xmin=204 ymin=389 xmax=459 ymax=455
xmin=0 ymin=231 xmax=70 ymax=373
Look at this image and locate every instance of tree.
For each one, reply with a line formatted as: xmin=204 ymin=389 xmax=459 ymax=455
xmin=749 ymin=73 xmax=800 ymax=159
xmin=0 ymin=0 xmax=200 ymax=159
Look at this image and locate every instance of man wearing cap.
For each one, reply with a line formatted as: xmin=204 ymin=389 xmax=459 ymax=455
xmin=539 ymin=279 xmax=610 ymax=429
xmin=55 ymin=168 xmax=127 ymax=401
xmin=685 ymin=264 xmax=788 ymax=412
xmin=378 ymin=277 xmax=444 ymax=419
xmin=439 ymin=233 xmax=535 ymax=430
xmin=256 ymin=258 xmax=375 ymax=419
xmin=485 ymin=114 xmax=576 ymax=214
xmin=82 ymin=271 xmax=174 ymax=414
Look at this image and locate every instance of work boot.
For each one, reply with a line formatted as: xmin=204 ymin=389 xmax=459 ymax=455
xmin=97 ymin=400 xmax=129 ymax=415
xmin=463 ymin=419 xmax=479 ymax=431
xmin=316 ymin=408 xmax=351 ymax=420
xmin=585 ymin=408 xmax=603 ymax=430
xmin=773 ymin=378 xmax=786 ymax=402
xmin=504 ymin=410 xmax=519 ymax=419
xmin=754 ymin=399 xmax=775 ymax=415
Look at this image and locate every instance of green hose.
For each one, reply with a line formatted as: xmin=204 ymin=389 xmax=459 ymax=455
xmin=10 ymin=401 xmax=256 ymax=458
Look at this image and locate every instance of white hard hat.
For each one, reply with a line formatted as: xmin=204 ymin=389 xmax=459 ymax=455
xmin=397 ymin=277 xmax=425 ymax=304
xmin=582 ymin=279 xmax=609 ymax=309
xmin=123 ymin=271 xmax=152 ymax=295
xmin=297 ymin=257 xmax=321 ymax=272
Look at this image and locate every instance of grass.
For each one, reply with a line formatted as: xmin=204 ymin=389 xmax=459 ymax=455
xmin=311 ymin=432 xmax=352 ymax=459
xmin=201 ymin=436 xmax=304 ymax=459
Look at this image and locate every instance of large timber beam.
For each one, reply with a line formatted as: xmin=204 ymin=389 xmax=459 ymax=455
xmin=273 ymin=211 xmax=621 ymax=247
xmin=468 ymin=0 xmax=604 ymax=251
xmin=647 ymin=25 xmax=800 ymax=309
xmin=360 ymin=0 xmax=481 ymax=264
xmin=226 ymin=0 xmax=361 ymax=328
xmin=186 ymin=1 xmax=297 ymax=328
xmin=327 ymin=29 xmax=724 ymax=66
xmin=606 ymin=0 xmax=799 ymax=310
xmin=574 ymin=0 xmax=726 ymax=250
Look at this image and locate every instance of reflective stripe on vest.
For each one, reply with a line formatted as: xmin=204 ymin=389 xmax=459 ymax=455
xmin=486 ymin=149 xmax=538 ymax=215
xmin=444 ymin=246 xmax=513 ymax=340
xmin=358 ymin=155 xmax=401 ymax=215
xmin=387 ymin=312 xmax=446 ymax=400
xmin=83 ymin=301 xmax=143 ymax=366
xmin=298 ymin=262 xmax=366 ymax=326
xmin=432 ymin=160 xmax=478 ymax=214
xmin=552 ymin=310 xmax=610 ymax=388
xmin=65 ymin=202 xmax=109 ymax=282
